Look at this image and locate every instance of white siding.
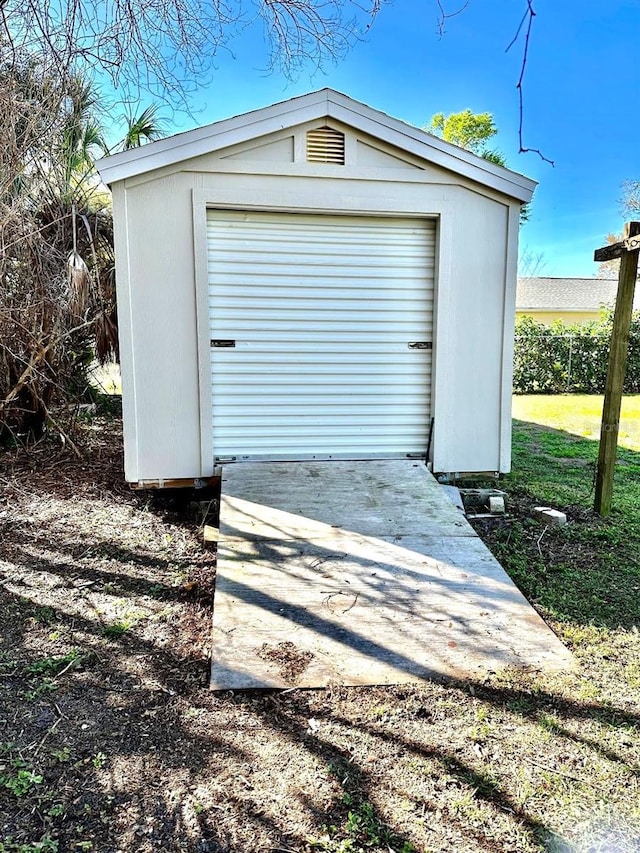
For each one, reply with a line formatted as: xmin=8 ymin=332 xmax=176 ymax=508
xmin=430 ymin=192 xmax=510 ymax=474
xmin=117 ymin=173 xmax=201 ymax=481
xmin=207 ymin=211 xmax=435 ymax=461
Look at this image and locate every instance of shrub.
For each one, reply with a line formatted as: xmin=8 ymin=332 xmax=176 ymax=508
xmin=0 ymin=61 xmax=117 ymax=443
xmin=513 ymin=310 xmax=640 ymax=394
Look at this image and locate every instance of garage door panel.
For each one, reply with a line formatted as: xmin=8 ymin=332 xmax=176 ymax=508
xmin=212 ymin=287 xmax=434 ymax=303
xmin=211 ymin=378 xmax=431 ymax=392
xmin=212 ymin=309 xmax=431 ymax=322
xmin=210 ymin=355 xmax=432 ymax=369
xmin=209 ymin=331 xmax=432 ymax=345
xmin=210 ymin=321 xmax=433 ymax=337
xmin=208 ymin=265 xmax=434 ymax=279
xmin=213 ymin=446 xmax=427 ymax=459
xmin=210 ymin=342 xmax=432 ymax=354
xmin=207 ymin=224 xmax=432 ymax=246
xmin=218 ymin=409 xmax=429 ymax=423
xmin=215 ymin=398 xmax=429 ymax=412
xmin=208 ymin=250 xmax=435 ymax=262
xmin=211 ymin=445 xmax=427 ymax=460
xmin=212 ymin=363 xmax=431 ymax=378
xmin=207 ymin=211 xmax=435 ymax=461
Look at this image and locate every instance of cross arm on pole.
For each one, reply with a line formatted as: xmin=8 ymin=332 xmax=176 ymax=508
xmin=594 ymin=222 xmax=640 ymax=262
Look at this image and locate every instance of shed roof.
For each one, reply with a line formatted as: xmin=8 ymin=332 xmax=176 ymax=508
xmin=516 ymin=276 xmax=640 ymax=312
xmin=96 ymin=88 xmax=536 ymax=202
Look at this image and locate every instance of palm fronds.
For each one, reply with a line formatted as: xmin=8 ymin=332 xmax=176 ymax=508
xmin=122 ymin=104 xmax=166 ymax=150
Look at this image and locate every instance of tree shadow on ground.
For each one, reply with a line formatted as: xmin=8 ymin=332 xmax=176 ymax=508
xmin=1 ymin=416 xmax=640 ymax=851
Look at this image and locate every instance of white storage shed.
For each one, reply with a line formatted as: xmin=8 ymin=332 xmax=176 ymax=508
xmin=97 ymin=89 xmax=536 ymax=486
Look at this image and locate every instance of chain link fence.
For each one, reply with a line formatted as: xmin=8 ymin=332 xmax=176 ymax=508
xmin=513 ymin=321 xmax=640 ymax=394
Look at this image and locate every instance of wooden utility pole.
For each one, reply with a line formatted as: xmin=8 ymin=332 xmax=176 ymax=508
xmin=593 ymin=221 xmax=640 ymax=516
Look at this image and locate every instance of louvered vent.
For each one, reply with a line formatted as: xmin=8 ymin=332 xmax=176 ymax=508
xmin=306 ymin=126 xmax=345 ymax=165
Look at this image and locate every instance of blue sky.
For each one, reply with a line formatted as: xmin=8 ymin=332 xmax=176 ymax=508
xmin=129 ymin=0 xmax=638 ymax=278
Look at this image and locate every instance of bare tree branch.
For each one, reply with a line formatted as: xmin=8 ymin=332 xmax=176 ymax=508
xmin=506 ymin=0 xmax=554 ymax=166
xmin=622 ymin=180 xmax=640 ymax=216
xmin=1 ymin=0 xmax=385 ymax=105
xmin=435 ymin=0 xmax=471 ymax=38
xmin=434 ymin=1 xmax=553 ymax=165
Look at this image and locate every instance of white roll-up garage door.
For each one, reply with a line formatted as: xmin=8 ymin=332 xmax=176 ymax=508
xmin=207 ymin=211 xmax=436 ymax=462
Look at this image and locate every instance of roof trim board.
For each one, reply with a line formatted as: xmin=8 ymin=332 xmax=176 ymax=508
xmin=96 ymin=89 xmax=536 ymax=203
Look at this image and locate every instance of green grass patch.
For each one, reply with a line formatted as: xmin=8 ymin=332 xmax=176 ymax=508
xmin=480 ymin=397 xmax=640 ymax=632
xmin=512 ymin=394 xmax=640 ymax=451
xmin=25 ymin=650 xmax=82 ymax=677
xmin=101 ymin=621 xmax=130 ymax=639
xmin=0 ymin=746 xmax=43 ymax=799
xmin=0 ymin=836 xmax=59 ymax=853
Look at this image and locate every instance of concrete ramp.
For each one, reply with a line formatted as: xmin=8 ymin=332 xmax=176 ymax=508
xmin=210 ymin=461 xmax=573 ymax=690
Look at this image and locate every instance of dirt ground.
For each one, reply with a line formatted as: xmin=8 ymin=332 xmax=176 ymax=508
xmin=1 ymin=413 xmax=639 ymax=853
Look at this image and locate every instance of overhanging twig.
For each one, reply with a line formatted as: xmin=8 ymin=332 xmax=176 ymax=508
xmin=506 ymin=1 xmax=554 ymax=166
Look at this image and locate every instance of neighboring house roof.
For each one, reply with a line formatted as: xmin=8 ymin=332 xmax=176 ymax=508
xmin=516 ymin=277 xmax=640 ymax=312
xmin=96 ymin=88 xmax=536 ymax=203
